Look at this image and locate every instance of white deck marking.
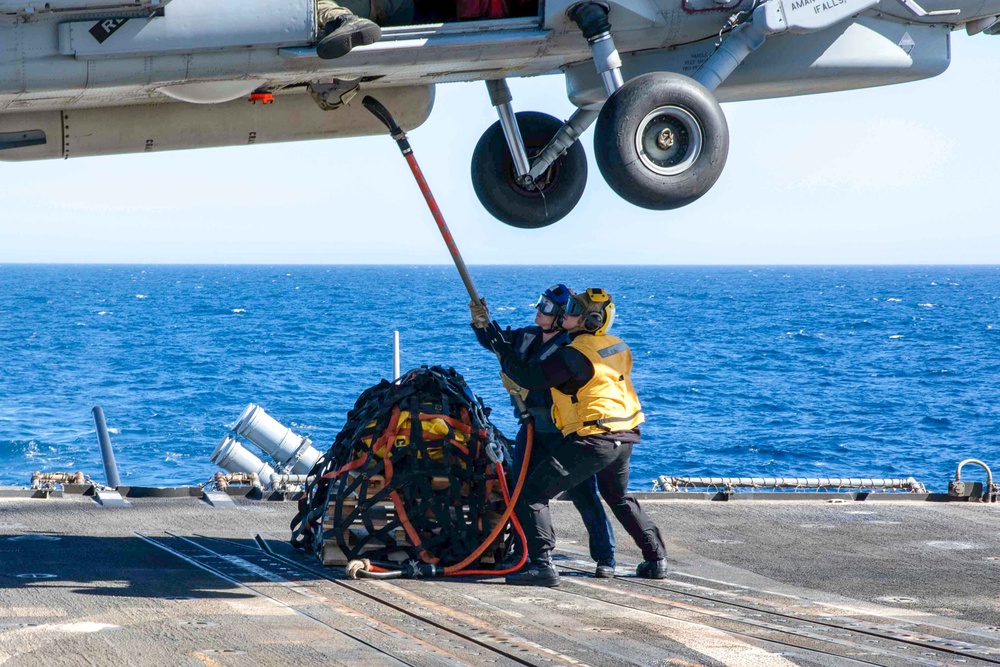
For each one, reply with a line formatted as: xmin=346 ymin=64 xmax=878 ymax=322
xmin=568 ymin=579 xmax=800 ymax=667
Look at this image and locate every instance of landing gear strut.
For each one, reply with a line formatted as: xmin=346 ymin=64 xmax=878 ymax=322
xmin=471 ymin=81 xmax=588 ymax=228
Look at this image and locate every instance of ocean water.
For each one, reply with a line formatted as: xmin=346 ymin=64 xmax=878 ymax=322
xmin=0 ymin=265 xmax=997 ymax=492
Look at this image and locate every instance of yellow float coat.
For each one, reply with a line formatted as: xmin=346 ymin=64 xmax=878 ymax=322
xmin=550 ymin=334 xmax=644 ymax=437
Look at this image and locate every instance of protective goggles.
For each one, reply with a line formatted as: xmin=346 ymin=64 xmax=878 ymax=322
xmin=564 ymin=288 xmax=609 ymax=316
xmin=535 ymin=295 xmax=561 ymax=315
xmin=563 ymin=296 xmax=586 ymax=317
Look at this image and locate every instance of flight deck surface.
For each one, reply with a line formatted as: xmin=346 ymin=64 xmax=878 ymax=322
xmin=1 ymin=493 xmax=998 ymax=667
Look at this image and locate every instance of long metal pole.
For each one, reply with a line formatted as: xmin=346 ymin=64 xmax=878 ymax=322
xmin=362 ymin=96 xmax=529 ymax=419
xmin=92 ymin=406 xmax=121 ymax=488
xmin=356 ymin=98 xmax=536 ymax=580
xmin=362 ymin=96 xmax=481 ymax=302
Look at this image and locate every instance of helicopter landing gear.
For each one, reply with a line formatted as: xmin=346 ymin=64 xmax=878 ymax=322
xmin=470 ymin=2 xmax=731 ymax=225
xmin=471 ymin=109 xmax=588 ymax=229
xmin=594 ymin=72 xmax=729 ymax=210
xmin=472 ymin=81 xmax=588 ymax=229
xmin=570 ymin=1 xmax=729 ymax=210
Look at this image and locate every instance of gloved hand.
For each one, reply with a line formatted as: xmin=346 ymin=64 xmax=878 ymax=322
xmin=469 ymin=298 xmax=490 ymax=329
xmin=500 ymin=372 xmax=529 ymax=402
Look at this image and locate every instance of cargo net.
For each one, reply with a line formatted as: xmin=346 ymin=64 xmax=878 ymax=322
xmin=291 ymin=366 xmax=514 ymax=570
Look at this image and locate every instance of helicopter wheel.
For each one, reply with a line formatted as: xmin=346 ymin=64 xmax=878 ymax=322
xmin=471 ymin=111 xmax=588 ymax=229
xmin=594 ymin=72 xmax=729 ymax=210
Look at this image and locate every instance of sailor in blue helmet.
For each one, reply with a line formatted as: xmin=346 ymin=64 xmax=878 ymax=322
xmin=481 ymin=288 xmax=667 ymax=588
xmin=470 ymin=286 xmax=616 ymax=578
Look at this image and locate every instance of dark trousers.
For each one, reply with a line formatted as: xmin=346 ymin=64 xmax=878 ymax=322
xmin=516 ymin=433 xmax=666 ymax=563
xmin=512 ymin=426 xmax=615 ymax=563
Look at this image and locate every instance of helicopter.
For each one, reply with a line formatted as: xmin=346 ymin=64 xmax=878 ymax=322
xmin=0 ymin=0 xmax=994 ymax=228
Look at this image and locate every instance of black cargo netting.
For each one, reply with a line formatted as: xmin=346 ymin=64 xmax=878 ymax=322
xmin=290 ymin=366 xmax=515 ymax=569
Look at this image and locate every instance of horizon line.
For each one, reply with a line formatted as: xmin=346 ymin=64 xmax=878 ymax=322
xmin=1 ymin=262 xmax=999 ymax=268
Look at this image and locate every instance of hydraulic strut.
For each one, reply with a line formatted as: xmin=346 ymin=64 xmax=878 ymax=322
xmin=526 ymin=2 xmax=621 ymax=182
xmin=569 ymin=2 xmax=624 ymax=97
xmin=487 ymin=79 xmax=532 ymax=181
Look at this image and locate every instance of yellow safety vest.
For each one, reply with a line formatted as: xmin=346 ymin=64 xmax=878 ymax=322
xmin=550 ymin=334 xmax=645 ymax=437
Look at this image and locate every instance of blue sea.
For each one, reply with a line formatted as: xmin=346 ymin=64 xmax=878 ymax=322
xmin=1 ymin=265 xmax=998 ymax=492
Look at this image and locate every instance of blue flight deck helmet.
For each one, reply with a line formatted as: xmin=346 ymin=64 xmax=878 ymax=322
xmin=535 ymin=284 xmax=573 ymax=317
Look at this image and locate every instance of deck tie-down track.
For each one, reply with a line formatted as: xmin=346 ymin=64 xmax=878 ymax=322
xmin=137 ymin=531 xmax=1000 ymax=667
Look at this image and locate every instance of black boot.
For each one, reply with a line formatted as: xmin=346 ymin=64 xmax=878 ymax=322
xmin=497 ymin=547 xmax=524 ymax=571
xmin=635 ymin=559 xmax=668 ymax=579
xmin=595 ymin=558 xmax=616 ymax=578
xmin=505 ymin=555 xmax=559 ymax=587
xmin=316 ymin=14 xmax=381 ymax=60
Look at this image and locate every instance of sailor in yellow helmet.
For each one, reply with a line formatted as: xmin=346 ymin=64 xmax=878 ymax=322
xmin=484 ymin=288 xmax=667 ymax=587
xmin=470 ymin=285 xmax=617 ymax=579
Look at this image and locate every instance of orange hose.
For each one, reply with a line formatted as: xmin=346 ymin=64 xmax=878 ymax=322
xmin=446 ymin=456 xmax=528 ymax=576
xmin=443 ymin=420 xmax=533 ymax=575
xmin=341 ymin=410 xmax=533 ymax=578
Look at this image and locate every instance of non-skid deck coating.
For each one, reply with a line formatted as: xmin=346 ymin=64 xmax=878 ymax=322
xmin=1 ymin=494 xmax=998 ymax=667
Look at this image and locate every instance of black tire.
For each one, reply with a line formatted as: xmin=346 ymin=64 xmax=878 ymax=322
xmin=594 ymin=72 xmax=729 ymax=210
xmin=471 ymin=111 xmax=588 ymax=229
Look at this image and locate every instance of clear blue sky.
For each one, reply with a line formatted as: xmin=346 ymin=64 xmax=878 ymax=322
xmin=4 ymin=33 xmax=999 ymax=264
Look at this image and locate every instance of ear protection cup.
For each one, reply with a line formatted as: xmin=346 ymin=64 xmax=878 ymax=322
xmin=595 ymin=302 xmax=616 ymax=335
xmin=583 ymin=311 xmax=604 ymax=333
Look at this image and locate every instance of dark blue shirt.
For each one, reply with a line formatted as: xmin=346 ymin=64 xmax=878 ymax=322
xmin=473 ymin=323 xmax=568 ymax=429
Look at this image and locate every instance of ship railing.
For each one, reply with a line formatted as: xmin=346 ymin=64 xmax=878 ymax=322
xmin=653 ymin=476 xmax=927 ymax=494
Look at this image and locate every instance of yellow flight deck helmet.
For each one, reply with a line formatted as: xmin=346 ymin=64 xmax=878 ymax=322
xmin=565 ymin=288 xmax=616 ymax=335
